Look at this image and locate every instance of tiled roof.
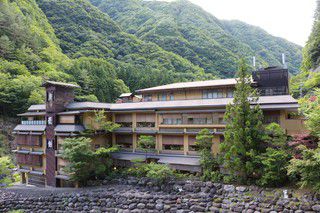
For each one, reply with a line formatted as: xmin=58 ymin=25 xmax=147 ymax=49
xmin=13 ymin=125 xmax=46 ymax=132
xmin=135 ymin=78 xmax=238 ymax=93
xmin=42 ymin=81 xmax=80 ymax=88
xmin=28 ymin=104 xmax=45 ymax=111
xmin=66 ymin=102 xmax=111 ymax=110
xmin=54 ymin=125 xmax=85 ymax=132
xmin=25 ymin=95 xmax=298 ymax=113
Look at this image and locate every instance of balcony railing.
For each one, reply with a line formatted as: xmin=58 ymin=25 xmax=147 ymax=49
xmin=21 ymin=120 xmax=46 ymax=125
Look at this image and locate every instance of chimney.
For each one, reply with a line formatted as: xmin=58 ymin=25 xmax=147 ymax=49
xmin=282 ymin=53 xmax=287 ymax=69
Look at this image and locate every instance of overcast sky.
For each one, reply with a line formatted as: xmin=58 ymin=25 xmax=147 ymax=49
xmin=163 ymin=0 xmax=317 ymax=46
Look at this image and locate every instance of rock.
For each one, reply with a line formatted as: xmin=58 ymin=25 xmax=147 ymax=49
xmin=190 ymin=205 xmax=205 ymax=212
xmin=236 ymin=186 xmax=247 ymax=192
xmin=137 ymin=203 xmax=146 ymax=209
xmin=223 ymin=185 xmax=235 ymax=193
xmin=155 ymin=203 xmax=164 ymax=210
xmin=312 ymin=204 xmax=320 ymax=211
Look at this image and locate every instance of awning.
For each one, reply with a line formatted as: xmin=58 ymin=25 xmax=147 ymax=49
xmin=30 ymin=151 xmax=44 ymax=155
xmin=111 ymin=152 xmax=146 ymax=161
xmin=17 ymin=112 xmax=46 ymax=117
xmin=13 ymin=125 xmax=46 ymax=132
xmin=54 ymin=125 xmax=85 ymax=132
xmin=29 ymin=171 xmax=44 ymax=176
xmin=55 ymin=175 xmax=70 ymax=180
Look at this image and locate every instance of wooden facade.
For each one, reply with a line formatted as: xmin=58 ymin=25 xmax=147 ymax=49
xmin=13 ymin=68 xmax=307 ymax=187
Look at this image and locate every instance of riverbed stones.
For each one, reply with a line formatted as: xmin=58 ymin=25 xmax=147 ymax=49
xmin=1 ymin=177 xmax=320 ymax=212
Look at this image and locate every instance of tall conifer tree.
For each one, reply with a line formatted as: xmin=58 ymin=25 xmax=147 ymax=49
xmin=220 ymin=59 xmax=264 ymax=182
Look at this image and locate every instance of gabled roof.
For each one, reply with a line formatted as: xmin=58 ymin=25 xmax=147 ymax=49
xmin=42 ymin=81 xmax=80 ymax=88
xmin=28 ymin=104 xmax=45 ymax=111
xmin=135 ymin=78 xmax=239 ymax=93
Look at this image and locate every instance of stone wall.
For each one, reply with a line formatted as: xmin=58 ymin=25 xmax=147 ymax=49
xmin=1 ymin=177 xmax=320 ymax=212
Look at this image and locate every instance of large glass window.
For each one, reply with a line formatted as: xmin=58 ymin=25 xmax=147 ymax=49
xmin=226 ymin=88 xmax=234 ymax=98
xmin=203 ymin=89 xmax=225 ymax=99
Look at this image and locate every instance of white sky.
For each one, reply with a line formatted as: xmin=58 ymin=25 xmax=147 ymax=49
xmin=162 ymin=0 xmax=317 ymax=46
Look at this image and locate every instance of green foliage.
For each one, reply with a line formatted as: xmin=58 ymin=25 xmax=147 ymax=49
xmin=0 ymin=156 xmax=18 ymax=187
xmin=0 ymin=134 xmax=9 ymax=157
xmin=288 ymin=144 xmax=320 ymax=191
xmin=256 ymin=148 xmax=291 ymax=187
xmin=220 ymin=59 xmax=264 ymax=183
xmin=299 ymin=89 xmax=320 ymax=138
xmin=37 ymin=0 xmax=211 ymax=92
xmin=195 ymin=129 xmax=220 ymax=181
xmin=263 ymin=123 xmax=288 ymax=148
xmin=93 ymin=110 xmax=120 ymax=132
xmin=137 ymin=135 xmax=156 ymax=152
xmin=61 ymin=137 xmax=118 ymax=186
xmin=91 ymin=0 xmax=301 ymax=77
xmin=128 ymin=162 xmax=176 ymax=183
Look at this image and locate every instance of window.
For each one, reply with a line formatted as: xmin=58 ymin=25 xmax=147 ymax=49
xmin=162 ymin=118 xmax=182 ymax=125
xmin=227 ymin=89 xmax=234 ymax=98
xmin=158 ymin=93 xmax=167 ymax=101
xmin=203 ymin=89 xmax=224 ymax=99
xmin=169 ymin=93 xmax=174 ymax=101
xmin=143 ymin=94 xmax=152 ymax=102
xmin=264 ymin=115 xmax=280 ymax=124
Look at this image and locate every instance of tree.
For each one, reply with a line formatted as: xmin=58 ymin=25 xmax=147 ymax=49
xmin=256 ymin=148 xmax=291 ymax=187
xmin=137 ymin=135 xmax=156 ymax=160
xmin=0 ymin=156 xmax=18 ymax=187
xmin=263 ymin=123 xmax=287 ymax=148
xmin=220 ymin=59 xmax=264 ymax=183
xmin=61 ymin=137 xmax=118 ymax=186
xmin=91 ymin=110 xmax=120 ymax=133
xmin=288 ymin=145 xmax=320 ymax=192
xmin=195 ymin=129 xmax=220 ymax=181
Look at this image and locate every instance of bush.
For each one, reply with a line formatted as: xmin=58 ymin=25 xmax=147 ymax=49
xmin=128 ymin=162 xmax=176 ymax=183
xmin=287 ymin=145 xmax=320 ymax=191
xmin=256 ymin=148 xmax=291 ymax=187
xmin=61 ymin=137 xmax=118 ymax=186
xmin=0 ymin=156 xmax=19 ymax=187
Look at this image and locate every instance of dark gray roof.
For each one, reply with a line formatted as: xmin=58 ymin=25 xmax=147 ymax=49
xmin=13 ymin=125 xmax=46 ymax=132
xmin=23 ymin=95 xmax=298 ymax=115
xmin=17 ymin=112 xmax=46 ymax=117
xmin=54 ymin=125 xmax=85 ymax=132
xmin=135 ymin=78 xmax=238 ymax=93
xmin=66 ymin=102 xmax=111 ymax=110
xmin=42 ymin=81 xmax=80 ymax=88
xmin=28 ymin=104 xmax=45 ymax=111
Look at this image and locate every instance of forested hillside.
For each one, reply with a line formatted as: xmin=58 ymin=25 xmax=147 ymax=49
xmin=36 ymin=0 xmax=211 ymax=91
xmin=90 ymin=0 xmax=302 ymax=76
xmin=291 ymin=0 xmax=320 ymax=96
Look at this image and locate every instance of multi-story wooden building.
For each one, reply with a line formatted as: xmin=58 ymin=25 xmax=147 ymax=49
xmin=13 ymin=66 xmax=306 ymax=187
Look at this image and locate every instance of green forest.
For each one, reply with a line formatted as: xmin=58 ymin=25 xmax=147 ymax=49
xmin=0 ymin=0 xmax=303 ymax=117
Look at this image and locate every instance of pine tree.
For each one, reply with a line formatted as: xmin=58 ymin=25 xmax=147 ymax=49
xmin=220 ymin=59 xmax=264 ymax=183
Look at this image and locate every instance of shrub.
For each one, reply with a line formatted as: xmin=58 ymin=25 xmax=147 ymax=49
xmin=195 ymin=129 xmax=220 ymax=181
xmin=0 ymin=156 xmax=18 ymax=187
xmin=287 ymin=145 xmax=320 ymax=191
xmin=61 ymin=137 xmax=117 ymax=186
xmin=128 ymin=162 xmax=176 ymax=183
xmin=263 ymin=123 xmax=287 ymax=148
xmin=256 ymin=148 xmax=291 ymax=187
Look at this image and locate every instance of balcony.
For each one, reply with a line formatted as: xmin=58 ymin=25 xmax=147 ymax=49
xmin=21 ymin=120 xmax=46 ymax=125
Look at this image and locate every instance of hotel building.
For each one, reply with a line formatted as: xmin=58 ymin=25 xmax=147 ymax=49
xmin=13 ymin=66 xmax=306 ymax=187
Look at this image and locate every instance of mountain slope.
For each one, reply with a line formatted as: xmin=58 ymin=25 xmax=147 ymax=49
xmin=0 ymin=0 xmax=72 ymax=115
xmin=90 ymin=0 xmax=302 ymax=76
xmin=36 ymin=0 xmax=212 ymax=92
xmin=221 ymin=20 xmax=302 ymax=74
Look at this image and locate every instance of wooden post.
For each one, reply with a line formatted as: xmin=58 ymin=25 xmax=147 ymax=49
xmin=183 ymin=134 xmax=189 ymax=155
xmin=133 ymin=133 xmax=137 ymax=152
